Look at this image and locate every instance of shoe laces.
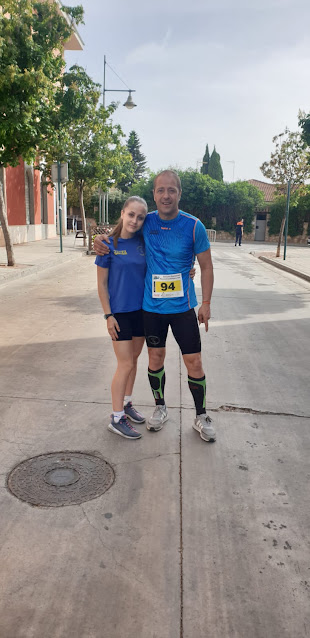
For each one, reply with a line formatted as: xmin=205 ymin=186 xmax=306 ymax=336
xmin=198 ymin=414 xmax=212 ymax=424
xmin=155 ymin=405 xmax=165 ymax=412
xmin=119 ymin=415 xmax=135 ymax=430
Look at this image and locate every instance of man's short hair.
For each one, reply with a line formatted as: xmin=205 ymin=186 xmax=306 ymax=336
xmin=153 ymin=170 xmax=182 ymax=193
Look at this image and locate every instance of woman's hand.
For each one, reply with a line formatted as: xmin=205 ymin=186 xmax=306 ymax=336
xmin=107 ymin=316 xmax=120 ymax=341
xmin=189 ymin=266 xmax=196 ymax=280
xmin=94 ymin=234 xmax=110 ymax=255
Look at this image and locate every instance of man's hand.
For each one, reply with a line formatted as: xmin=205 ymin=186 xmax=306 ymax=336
xmin=94 ymin=234 xmax=110 ymax=255
xmin=198 ymin=303 xmax=211 ymax=332
xmin=107 ymin=316 xmax=120 ymax=341
xmin=189 ymin=266 xmax=196 ymax=280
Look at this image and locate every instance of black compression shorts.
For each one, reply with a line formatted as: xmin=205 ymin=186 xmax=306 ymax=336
xmin=143 ymin=308 xmax=201 ymax=355
xmin=113 ymin=309 xmax=144 ymax=341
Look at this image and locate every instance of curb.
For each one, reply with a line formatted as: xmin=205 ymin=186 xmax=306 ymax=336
xmin=0 ymin=250 xmax=85 ymax=288
xmin=258 ymin=255 xmax=310 ymax=283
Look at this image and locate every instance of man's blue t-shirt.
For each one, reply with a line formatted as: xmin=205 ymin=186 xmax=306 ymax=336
xmin=142 ymin=210 xmax=210 ymax=314
xmin=95 ymin=236 xmax=146 ymax=313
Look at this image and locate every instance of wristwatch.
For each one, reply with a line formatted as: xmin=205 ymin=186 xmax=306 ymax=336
xmin=104 ymin=313 xmax=114 ymax=320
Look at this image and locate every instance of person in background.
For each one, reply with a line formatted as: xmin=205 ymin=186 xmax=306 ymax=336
xmin=235 ymin=218 xmax=244 ymax=246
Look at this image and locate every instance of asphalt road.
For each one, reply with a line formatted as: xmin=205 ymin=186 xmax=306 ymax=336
xmin=0 ymin=243 xmax=309 ymax=638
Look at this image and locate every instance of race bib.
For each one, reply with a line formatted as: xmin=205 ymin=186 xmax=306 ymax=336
xmin=152 ymin=273 xmax=184 ymax=298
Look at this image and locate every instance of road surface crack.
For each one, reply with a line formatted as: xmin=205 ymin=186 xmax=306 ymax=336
xmin=213 ymin=405 xmax=309 ymax=418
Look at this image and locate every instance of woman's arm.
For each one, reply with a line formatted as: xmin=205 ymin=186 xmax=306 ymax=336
xmin=97 ymin=266 xmax=120 ymax=340
xmin=97 ymin=266 xmax=111 ymax=315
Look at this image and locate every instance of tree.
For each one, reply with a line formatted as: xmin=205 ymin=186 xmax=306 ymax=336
xmin=0 ymin=0 xmax=84 ymax=265
xmin=210 ymin=181 xmax=263 ymax=232
xmin=299 ymin=110 xmax=310 ymax=148
xmin=117 ymin=130 xmax=147 ymax=191
xmin=178 ymin=171 xmax=216 ymax=225
xmin=129 ymin=170 xmax=263 ymax=232
xmin=208 ymin=147 xmax=223 ymax=181
xmin=260 ymin=128 xmax=310 ymax=256
xmin=42 ymin=66 xmax=133 ymax=244
xmin=268 ymin=188 xmax=310 ymax=237
xmin=128 ymin=131 xmax=148 ymax=182
xmin=200 ymin=144 xmax=210 ymax=175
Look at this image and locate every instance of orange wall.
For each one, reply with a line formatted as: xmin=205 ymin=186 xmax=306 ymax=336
xmin=5 ymin=161 xmax=26 ymax=225
xmin=47 ymin=184 xmax=55 ymax=223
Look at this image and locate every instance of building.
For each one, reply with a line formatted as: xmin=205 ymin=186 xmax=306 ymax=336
xmin=0 ymin=2 xmax=83 ymax=247
xmin=247 ymin=179 xmax=277 ymax=241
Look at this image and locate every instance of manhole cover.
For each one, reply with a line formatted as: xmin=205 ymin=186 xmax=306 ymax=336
xmin=7 ymin=452 xmax=115 ymax=507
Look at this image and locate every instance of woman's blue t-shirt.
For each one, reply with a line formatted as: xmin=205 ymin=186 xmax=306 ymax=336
xmin=95 ymin=236 xmax=146 ymax=313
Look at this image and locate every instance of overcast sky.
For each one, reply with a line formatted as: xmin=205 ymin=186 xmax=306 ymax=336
xmin=65 ymin=0 xmax=310 ymax=182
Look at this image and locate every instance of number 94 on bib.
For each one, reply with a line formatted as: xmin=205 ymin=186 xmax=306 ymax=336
xmin=152 ymin=273 xmax=184 ymax=298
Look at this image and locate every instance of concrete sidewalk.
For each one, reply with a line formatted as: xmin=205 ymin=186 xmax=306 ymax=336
xmin=0 ymin=246 xmax=310 ymax=637
xmin=0 ymin=234 xmax=85 ymax=287
xmin=251 ymin=246 xmax=310 ymax=282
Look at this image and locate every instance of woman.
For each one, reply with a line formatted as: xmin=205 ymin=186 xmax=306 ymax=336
xmin=96 ymin=196 xmax=148 ymax=440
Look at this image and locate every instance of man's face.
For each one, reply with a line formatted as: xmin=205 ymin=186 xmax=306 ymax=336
xmin=153 ymin=174 xmax=181 ymax=219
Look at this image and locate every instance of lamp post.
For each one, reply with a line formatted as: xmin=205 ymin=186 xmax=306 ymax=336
xmin=51 ymin=162 xmax=68 ymax=253
xmin=102 ymin=55 xmax=136 ymax=109
xmin=100 ymin=55 xmax=136 ymax=228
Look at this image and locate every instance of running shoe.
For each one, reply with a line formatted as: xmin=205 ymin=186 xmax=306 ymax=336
xmin=124 ymin=401 xmax=146 ymax=424
xmin=108 ymin=415 xmax=142 ymax=439
xmin=193 ymin=414 xmax=216 ymax=442
xmin=147 ymin=405 xmax=168 ymax=432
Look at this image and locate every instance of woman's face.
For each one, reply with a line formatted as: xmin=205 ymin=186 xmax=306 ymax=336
xmin=121 ymin=202 xmax=147 ymax=236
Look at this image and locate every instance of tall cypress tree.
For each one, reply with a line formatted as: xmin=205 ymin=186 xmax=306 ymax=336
xmin=200 ymin=144 xmax=210 ymax=175
xmin=128 ymin=131 xmax=147 ymax=181
xmin=118 ymin=130 xmax=147 ymax=191
xmin=208 ymin=147 xmax=223 ymax=181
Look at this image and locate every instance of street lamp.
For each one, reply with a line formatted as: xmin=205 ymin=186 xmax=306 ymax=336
xmin=51 ymin=161 xmax=68 ymax=253
xmin=103 ymin=55 xmax=136 ymax=109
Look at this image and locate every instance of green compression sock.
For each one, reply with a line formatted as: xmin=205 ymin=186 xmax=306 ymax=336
xmin=188 ymin=375 xmax=206 ymax=415
xmin=148 ymin=367 xmax=166 ymax=405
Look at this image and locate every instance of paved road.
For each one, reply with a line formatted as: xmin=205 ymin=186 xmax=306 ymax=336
xmin=0 ymin=245 xmax=309 ymax=638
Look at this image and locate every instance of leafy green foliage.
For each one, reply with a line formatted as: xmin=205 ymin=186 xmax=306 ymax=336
xmin=299 ymin=110 xmax=310 ymax=150
xmin=61 ymin=5 xmax=84 ymax=24
xmin=260 ymin=128 xmax=310 ymax=186
xmin=200 ymin=145 xmax=210 ymax=175
xmin=104 ymin=189 xmax=128 ymax=224
xmin=127 ymin=131 xmax=148 ymax=182
xmin=269 ymin=189 xmax=310 ymax=236
xmin=0 ymin=0 xmax=83 ymax=167
xmin=130 ymin=170 xmax=263 ymax=231
xmin=40 ymin=64 xmax=132 ymax=234
xmin=129 ymin=175 xmax=156 ymax=209
xmin=260 ymin=127 xmax=310 ymax=254
xmin=208 ymin=147 xmax=223 ymax=182
xmin=117 ymin=130 xmax=147 ymax=191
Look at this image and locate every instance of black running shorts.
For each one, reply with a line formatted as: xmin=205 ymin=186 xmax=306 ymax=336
xmin=143 ymin=308 xmax=201 ymax=355
xmin=113 ymin=309 xmax=144 ymax=341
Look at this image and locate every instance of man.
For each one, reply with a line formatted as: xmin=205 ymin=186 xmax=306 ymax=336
xmin=235 ymin=218 xmax=244 ymax=246
xmin=94 ymin=170 xmax=216 ymax=443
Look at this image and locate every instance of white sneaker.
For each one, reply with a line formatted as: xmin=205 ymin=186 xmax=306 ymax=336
xmin=147 ymin=405 xmax=168 ymax=431
xmin=193 ymin=414 xmax=216 ymax=442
